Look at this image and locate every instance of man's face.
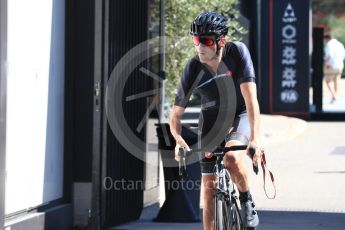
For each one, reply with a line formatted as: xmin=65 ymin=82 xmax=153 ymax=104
xmin=193 ymin=35 xmax=218 ymax=63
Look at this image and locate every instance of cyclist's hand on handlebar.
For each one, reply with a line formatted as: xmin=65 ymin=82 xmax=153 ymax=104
xmin=174 ymin=136 xmax=190 ymax=161
xmin=247 ymin=141 xmax=263 ymax=167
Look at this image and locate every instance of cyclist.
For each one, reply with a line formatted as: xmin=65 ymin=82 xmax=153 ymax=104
xmin=169 ymin=12 xmax=262 ymax=229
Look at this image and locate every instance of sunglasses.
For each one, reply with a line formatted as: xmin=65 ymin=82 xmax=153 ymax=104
xmin=193 ymin=36 xmax=217 ymax=47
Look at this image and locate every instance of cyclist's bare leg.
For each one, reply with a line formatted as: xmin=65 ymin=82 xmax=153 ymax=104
xmin=223 ymin=140 xmax=249 ymax=192
xmin=224 ymin=140 xmax=260 ymax=228
xmin=202 ymin=175 xmax=216 ymax=230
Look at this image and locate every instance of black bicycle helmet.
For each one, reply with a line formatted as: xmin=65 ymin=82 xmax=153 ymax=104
xmin=190 ymin=12 xmax=228 ymax=37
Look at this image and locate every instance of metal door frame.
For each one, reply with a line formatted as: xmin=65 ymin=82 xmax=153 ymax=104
xmin=0 ymin=0 xmax=7 ymax=228
xmin=92 ymin=0 xmax=108 ymax=228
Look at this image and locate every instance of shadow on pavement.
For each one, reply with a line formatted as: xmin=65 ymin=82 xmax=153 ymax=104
xmin=111 ymin=204 xmax=345 ymax=230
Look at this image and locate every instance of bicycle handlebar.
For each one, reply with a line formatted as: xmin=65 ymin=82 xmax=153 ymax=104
xmin=178 ymin=145 xmax=259 ymax=178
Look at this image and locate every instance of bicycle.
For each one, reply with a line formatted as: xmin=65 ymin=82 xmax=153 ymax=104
xmin=178 ymin=145 xmax=258 ymax=230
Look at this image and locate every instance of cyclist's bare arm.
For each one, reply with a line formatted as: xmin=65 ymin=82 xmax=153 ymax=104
xmin=240 ymin=82 xmax=262 ymax=165
xmin=169 ymin=105 xmax=185 ymax=141
xmin=169 ymin=105 xmax=191 ymax=160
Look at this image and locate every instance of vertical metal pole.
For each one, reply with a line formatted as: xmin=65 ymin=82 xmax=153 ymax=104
xmin=159 ymin=0 xmax=166 ymax=122
xmin=256 ymin=0 xmax=262 ymax=100
xmin=100 ymin=0 xmax=109 ymax=227
xmin=0 ymin=0 xmax=7 ymax=228
xmin=312 ymin=27 xmax=324 ymax=112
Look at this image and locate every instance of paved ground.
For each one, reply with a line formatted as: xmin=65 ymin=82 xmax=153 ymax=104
xmin=112 ymin=116 xmax=345 ymax=230
xmin=250 ymin=122 xmax=345 ymax=213
xmin=314 ymin=78 xmax=345 ymax=112
xmin=323 ymin=95 xmax=345 ymax=112
xmin=113 ymin=206 xmax=345 ymax=230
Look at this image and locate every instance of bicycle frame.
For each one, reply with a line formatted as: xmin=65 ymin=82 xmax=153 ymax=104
xmin=214 ymin=154 xmax=233 ymax=201
xmin=178 ymin=145 xmax=256 ymax=230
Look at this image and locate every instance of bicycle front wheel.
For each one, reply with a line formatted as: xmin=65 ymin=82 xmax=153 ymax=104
xmin=228 ymin=199 xmax=242 ymax=230
xmin=215 ymin=198 xmax=224 ymax=230
xmin=215 ymin=197 xmax=243 ymax=230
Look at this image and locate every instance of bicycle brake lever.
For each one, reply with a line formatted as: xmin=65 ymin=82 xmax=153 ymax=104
xmin=178 ymin=147 xmax=186 ymax=158
xmin=178 ymin=148 xmax=188 ymax=179
xmin=249 ymin=147 xmax=259 ymax=175
xmin=179 ymin=159 xmax=188 ymax=179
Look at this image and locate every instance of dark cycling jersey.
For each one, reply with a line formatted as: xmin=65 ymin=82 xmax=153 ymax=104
xmin=174 ymin=41 xmax=256 ymax=116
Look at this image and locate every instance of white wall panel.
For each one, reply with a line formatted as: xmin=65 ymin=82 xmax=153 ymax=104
xmin=6 ymin=0 xmax=65 ymax=214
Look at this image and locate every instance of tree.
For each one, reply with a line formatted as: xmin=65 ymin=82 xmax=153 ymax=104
xmin=164 ymin=0 xmax=244 ymax=104
xmin=312 ymin=0 xmax=345 ymax=44
xmin=312 ymin=0 xmax=345 ymax=15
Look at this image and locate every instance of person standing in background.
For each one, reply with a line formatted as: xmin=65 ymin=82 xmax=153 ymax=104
xmin=324 ymin=34 xmax=345 ymax=103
